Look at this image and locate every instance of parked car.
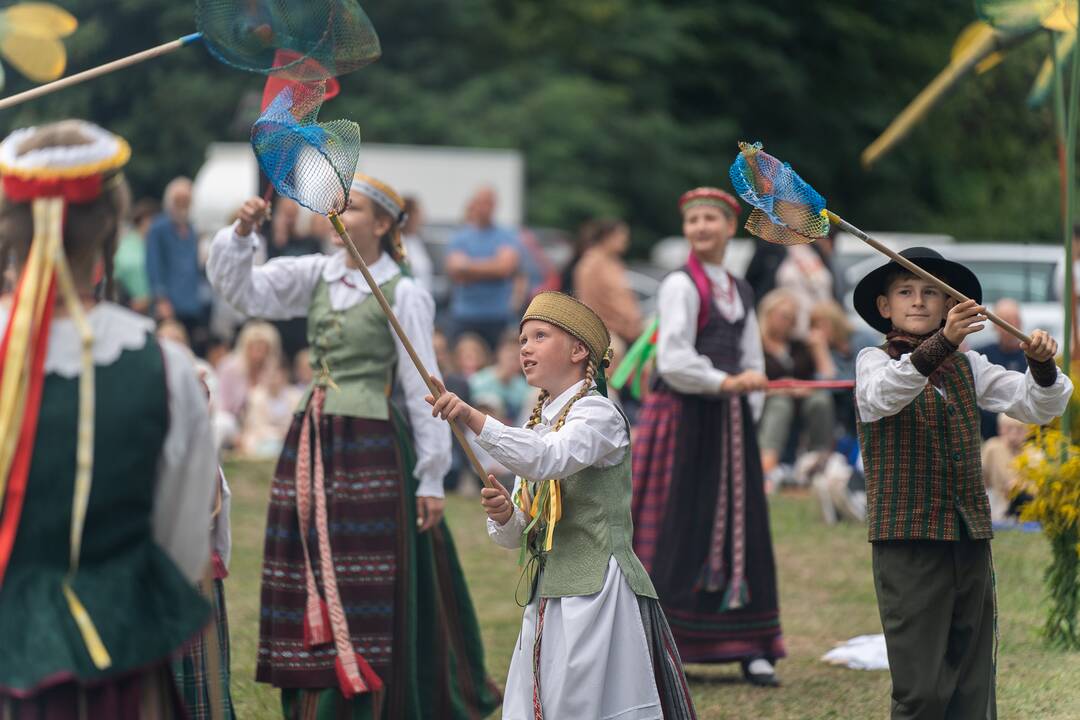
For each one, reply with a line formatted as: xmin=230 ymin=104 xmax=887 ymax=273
xmin=842 ymin=243 xmax=1065 ymax=349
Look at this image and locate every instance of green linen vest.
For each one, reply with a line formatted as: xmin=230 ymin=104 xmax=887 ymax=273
xmin=302 ymin=275 xmax=401 ymax=418
xmin=534 ymin=404 xmax=657 ymax=599
xmin=0 ymin=337 xmax=209 ymax=691
xmin=857 ymin=351 xmax=991 ymax=542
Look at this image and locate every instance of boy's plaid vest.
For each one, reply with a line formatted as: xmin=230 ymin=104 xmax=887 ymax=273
xmin=856 ymin=351 xmax=992 ymax=542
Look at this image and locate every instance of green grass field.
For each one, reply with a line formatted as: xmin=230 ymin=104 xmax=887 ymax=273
xmin=223 ymin=461 xmax=1080 ymax=719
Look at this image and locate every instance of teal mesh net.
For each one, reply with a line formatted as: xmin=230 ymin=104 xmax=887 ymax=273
xmin=196 ymin=0 xmax=381 ymax=80
xmin=729 ymin=141 xmax=830 ymax=245
xmin=251 ymin=83 xmax=360 ymax=215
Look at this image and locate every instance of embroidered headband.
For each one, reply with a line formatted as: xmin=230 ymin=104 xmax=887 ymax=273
xmin=678 ymin=186 xmax=740 ymax=216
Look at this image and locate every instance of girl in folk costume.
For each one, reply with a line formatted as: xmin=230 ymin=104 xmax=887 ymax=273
xmin=428 ymin=292 xmax=697 ymax=720
xmin=631 ymin=188 xmax=785 ymax=686
xmin=0 ymin=121 xmax=217 ymax=716
xmin=207 ymin=175 xmax=498 ymax=719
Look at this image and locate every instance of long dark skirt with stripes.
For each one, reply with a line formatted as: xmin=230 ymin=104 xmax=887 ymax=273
xmin=0 ymin=665 xmax=185 ymax=719
xmin=258 ymin=409 xmax=500 ymax=720
xmin=632 ymin=389 xmax=786 ymax=664
xmin=172 ymin=575 xmax=235 ymax=720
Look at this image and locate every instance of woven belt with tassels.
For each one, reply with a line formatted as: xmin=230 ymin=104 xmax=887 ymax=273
xmin=294 ymin=385 xmax=384 ymax=699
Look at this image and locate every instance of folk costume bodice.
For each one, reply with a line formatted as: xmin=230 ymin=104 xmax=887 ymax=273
xmin=0 ymin=328 xmax=210 ymax=692
xmin=302 ymin=275 xmax=401 ymax=420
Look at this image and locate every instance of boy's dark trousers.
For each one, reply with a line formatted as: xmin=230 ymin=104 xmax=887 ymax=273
xmin=872 ymin=526 xmax=996 ymax=720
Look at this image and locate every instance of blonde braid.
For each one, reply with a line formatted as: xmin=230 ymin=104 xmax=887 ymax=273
xmin=526 ymin=390 xmax=550 ymax=429
xmin=552 ymin=359 xmax=597 ymax=431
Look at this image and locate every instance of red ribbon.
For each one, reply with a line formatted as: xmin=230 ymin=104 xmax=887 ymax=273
xmin=2 ymin=175 xmax=103 ymax=203
xmin=0 ymin=274 xmax=57 ymax=587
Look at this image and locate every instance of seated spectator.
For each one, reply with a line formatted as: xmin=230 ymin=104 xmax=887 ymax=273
xmin=469 ymin=331 xmax=532 ymax=423
xmin=156 ymin=318 xmax=190 ymax=348
xmin=293 ymin=347 xmax=313 ymax=390
xmin=808 ymin=299 xmax=876 ymax=435
xmin=974 ymin=299 xmax=1027 ymax=439
xmin=775 ymin=241 xmax=835 ymax=335
xmin=982 ymin=414 xmax=1030 ymax=521
xmin=216 ymin=321 xmax=283 ymax=433
xmin=757 ymin=288 xmax=836 ymax=486
xmin=454 ymin=332 xmax=491 ymax=379
xmin=574 ymin=219 xmax=644 ymax=349
xmin=204 ymin=334 xmax=230 ymax=371
xmin=240 ymin=362 xmax=303 ymax=459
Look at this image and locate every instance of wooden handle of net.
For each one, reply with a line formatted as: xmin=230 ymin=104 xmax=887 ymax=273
xmin=0 ymin=34 xmax=200 ymax=111
xmin=827 ymin=212 xmax=1030 ymax=344
xmin=328 ymin=213 xmax=497 ymax=491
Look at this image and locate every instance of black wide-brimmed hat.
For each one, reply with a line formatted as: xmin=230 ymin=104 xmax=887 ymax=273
xmin=853 ymin=246 xmax=982 ymax=333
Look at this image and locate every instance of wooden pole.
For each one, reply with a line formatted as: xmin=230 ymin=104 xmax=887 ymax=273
xmin=828 ymin=212 xmax=1030 ymax=343
xmin=0 ymin=34 xmax=201 ymax=111
xmin=327 ymin=212 xmax=497 ymax=490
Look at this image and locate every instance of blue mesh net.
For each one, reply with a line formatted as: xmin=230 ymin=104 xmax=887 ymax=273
xmin=729 ymin=141 xmax=830 ymax=245
xmin=196 ymin=0 xmax=380 ymax=80
xmin=251 ymin=84 xmax=360 ymax=215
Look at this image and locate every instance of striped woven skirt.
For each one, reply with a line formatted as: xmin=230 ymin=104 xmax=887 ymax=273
xmin=632 ymin=389 xmax=786 ymax=664
xmin=0 ymin=664 xmax=185 ymax=719
xmin=172 ymin=575 xmax=234 ymax=720
xmin=258 ymin=410 xmax=499 ymax=719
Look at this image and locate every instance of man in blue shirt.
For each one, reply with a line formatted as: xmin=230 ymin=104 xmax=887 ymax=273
xmin=446 ymin=187 xmax=521 ymax=351
xmin=974 ymin=298 xmax=1027 ymax=439
xmin=145 ymin=177 xmax=210 ymax=354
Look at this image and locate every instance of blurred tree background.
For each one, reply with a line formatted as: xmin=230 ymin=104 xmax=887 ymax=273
xmin=0 ymin=0 xmax=1066 ymax=252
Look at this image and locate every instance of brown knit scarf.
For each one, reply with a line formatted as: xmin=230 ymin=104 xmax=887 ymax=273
xmin=884 ymin=329 xmax=957 ymax=388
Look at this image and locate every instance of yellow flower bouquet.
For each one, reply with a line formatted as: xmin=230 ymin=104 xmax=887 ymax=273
xmin=1015 ymin=427 xmax=1080 ymax=649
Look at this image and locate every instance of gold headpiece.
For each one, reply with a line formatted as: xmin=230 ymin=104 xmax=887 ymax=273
xmin=521 ymin=292 xmax=611 ymax=368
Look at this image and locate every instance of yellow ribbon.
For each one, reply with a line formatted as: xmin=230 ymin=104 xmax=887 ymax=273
xmin=50 ymin=199 xmax=110 ymax=670
xmin=0 ymin=198 xmax=58 ymax=499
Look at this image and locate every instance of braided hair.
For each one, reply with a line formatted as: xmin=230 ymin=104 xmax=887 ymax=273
xmin=524 ymin=356 xmax=599 ymax=432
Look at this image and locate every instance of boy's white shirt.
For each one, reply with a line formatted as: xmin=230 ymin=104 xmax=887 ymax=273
xmin=207 ymin=223 xmax=450 ymax=497
xmin=855 ymin=345 xmax=1072 ymax=424
xmin=475 ymin=379 xmax=627 ymax=548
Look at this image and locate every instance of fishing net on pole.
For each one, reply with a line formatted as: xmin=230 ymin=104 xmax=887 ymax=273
xmin=251 ymin=83 xmax=360 ymax=214
xmin=196 ymin=0 xmax=380 ymax=80
xmin=729 ymin=141 xmax=830 ymax=245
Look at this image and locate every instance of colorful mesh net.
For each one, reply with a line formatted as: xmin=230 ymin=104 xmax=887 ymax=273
xmin=196 ymin=0 xmax=380 ymax=80
xmin=251 ymin=83 xmax=360 ymax=215
xmin=729 ymin=141 xmax=830 ymax=245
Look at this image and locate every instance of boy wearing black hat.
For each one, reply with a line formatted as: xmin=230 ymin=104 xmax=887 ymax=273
xmin=853 ymin=247 xmax=1072 ymax=720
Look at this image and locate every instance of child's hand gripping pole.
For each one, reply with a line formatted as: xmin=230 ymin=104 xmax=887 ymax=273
xmin=326 ymin=212 xmax=498 ymax=491
xmin=827 ymin=211 xmax=1030 ymax=344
